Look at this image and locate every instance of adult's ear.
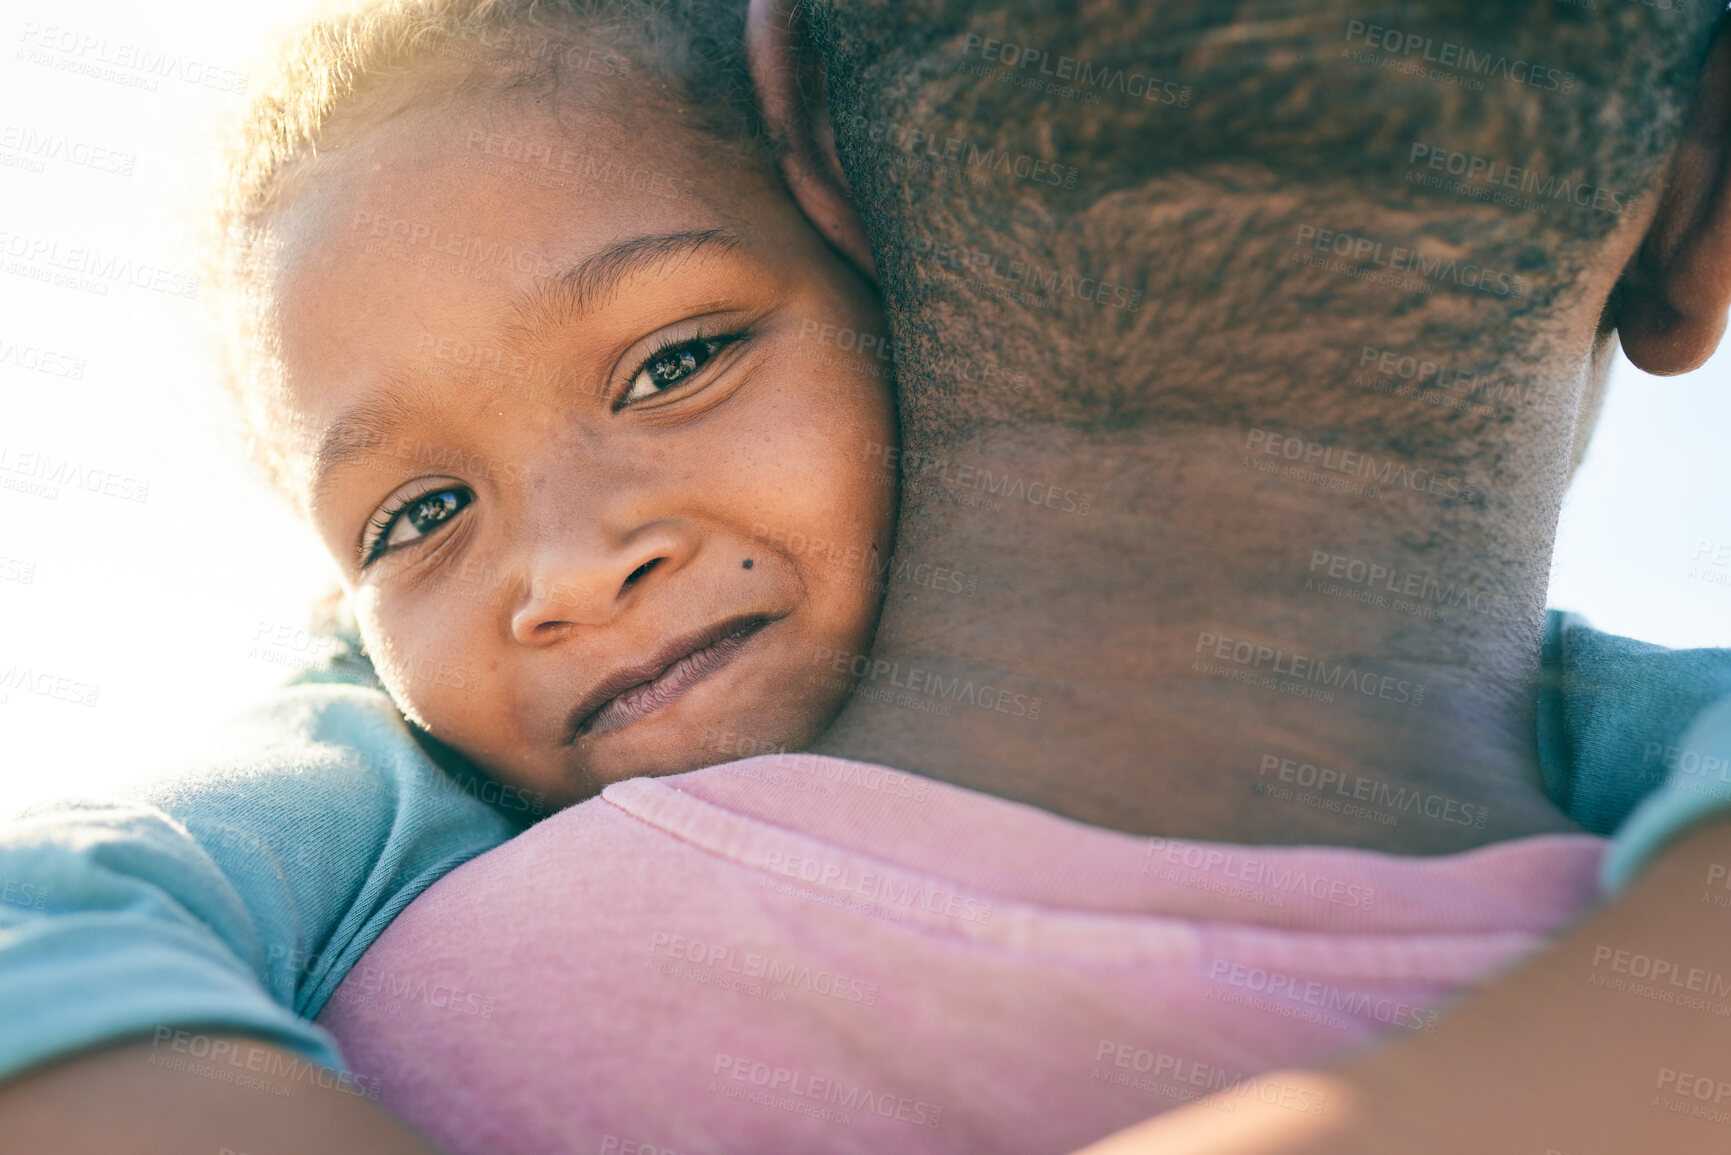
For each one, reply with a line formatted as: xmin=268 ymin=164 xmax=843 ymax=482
xmin=1617 ymin=22 xmax=1731 ymax=376
xmin=746 ymin=0 xmax=877 ymax=281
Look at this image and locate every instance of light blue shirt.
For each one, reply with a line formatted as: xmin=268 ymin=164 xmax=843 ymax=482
xmin=0 ymin=678 xmax=523 ymax=1077
xmin=1 ymin=612 xmax=1727 ymax=1082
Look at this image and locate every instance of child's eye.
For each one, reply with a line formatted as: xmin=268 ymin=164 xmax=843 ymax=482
xmin=361 ymin=484 xmax=473 ymax=568
xmin=620 ymin=334 xmax=742 ymax=406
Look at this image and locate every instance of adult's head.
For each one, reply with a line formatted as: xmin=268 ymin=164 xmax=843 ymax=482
xmin=749 ymin=1 xmax=1731 ymax=849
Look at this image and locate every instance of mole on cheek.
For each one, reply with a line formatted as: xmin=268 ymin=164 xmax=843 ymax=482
xmin=742 ymin=558 xmax=754 ymax=570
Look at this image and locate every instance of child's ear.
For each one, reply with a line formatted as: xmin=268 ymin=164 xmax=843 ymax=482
xmin=1616 ymin=24 xmax=1731 ymax=376
xmin=747 ymin=0 xmax=877 ymax=282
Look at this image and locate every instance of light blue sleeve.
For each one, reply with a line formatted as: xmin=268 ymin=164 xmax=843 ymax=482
xmin=0 ymin=680 xmax=522 ymax=1083
xmin=1602 ymin=693 xmax=1731 ymax=894
xmin=1537 ymin=611 xmax=1731 ymax=894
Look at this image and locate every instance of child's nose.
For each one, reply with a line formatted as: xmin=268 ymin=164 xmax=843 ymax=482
xmin=508 ymin=520 xmax=698 ymax=642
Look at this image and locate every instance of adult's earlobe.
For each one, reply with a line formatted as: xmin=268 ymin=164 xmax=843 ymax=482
xmin=747 ymin=0 xmax=877 ymax=281
xmin=1617 ymin=285 xmax=1728 ymax=377
xmin=1616 ymin=26 xmax=1731 ymax=376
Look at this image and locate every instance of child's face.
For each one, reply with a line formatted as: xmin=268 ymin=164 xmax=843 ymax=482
xmin=268 ymin=96 xmax=895 ymax=808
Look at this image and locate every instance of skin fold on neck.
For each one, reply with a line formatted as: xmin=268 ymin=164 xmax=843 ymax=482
xmin=811 ymin=396 xmax=1601 ymax=855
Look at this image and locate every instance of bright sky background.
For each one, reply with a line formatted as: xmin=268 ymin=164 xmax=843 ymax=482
xmin=2 ymin=0 xmax=1729 ymax=810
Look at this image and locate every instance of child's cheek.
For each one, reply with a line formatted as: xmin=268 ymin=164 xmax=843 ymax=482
xmin=351 ymin=593 xmax=464 ymax=728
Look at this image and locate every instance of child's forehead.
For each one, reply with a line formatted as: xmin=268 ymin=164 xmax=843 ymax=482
xmin=266 ymin=98 xmax=749 ymax=438
xmin=274 ymin=96 xmax=729 ymax=310
xmin=326 ymin=97 xmax=695 ymax=219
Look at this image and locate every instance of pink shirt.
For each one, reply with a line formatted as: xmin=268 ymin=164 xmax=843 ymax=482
xmin=318 ymin=754 xmax=1606 ymax=1154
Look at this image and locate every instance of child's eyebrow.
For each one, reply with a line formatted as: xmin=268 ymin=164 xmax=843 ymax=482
xmin=310 ymin=373 xmax=451 ymax=512
xmin=509 ymin=228 xmax=743 ymax=345
xmin=308 ymin=228 xmax=742 ymax=510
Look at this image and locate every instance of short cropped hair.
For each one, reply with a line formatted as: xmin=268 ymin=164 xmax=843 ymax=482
xmin=806 ymin=1 xmax=1724 ymax=447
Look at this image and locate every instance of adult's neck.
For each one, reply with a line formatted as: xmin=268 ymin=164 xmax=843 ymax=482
xmin=810 ymin=415 xmax=1589 ymax=854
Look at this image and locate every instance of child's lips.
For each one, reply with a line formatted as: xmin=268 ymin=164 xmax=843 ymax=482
xmin=565 ymin=614 xmax=778 ymax=742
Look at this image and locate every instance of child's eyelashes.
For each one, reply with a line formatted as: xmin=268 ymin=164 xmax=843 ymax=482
xmin=353 ymin=328 xmax=747 ymax=570
xmin=617 ymin=332 xmax=746 ymax=409
xmin=361 ymin=481 xmax=473 ymax=569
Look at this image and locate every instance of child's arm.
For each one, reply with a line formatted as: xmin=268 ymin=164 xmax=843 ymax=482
xmin=0 ymin=679 xmax=518 ymax=1090
xmin=0 ymin=1033 xmax=441 ymax=1154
